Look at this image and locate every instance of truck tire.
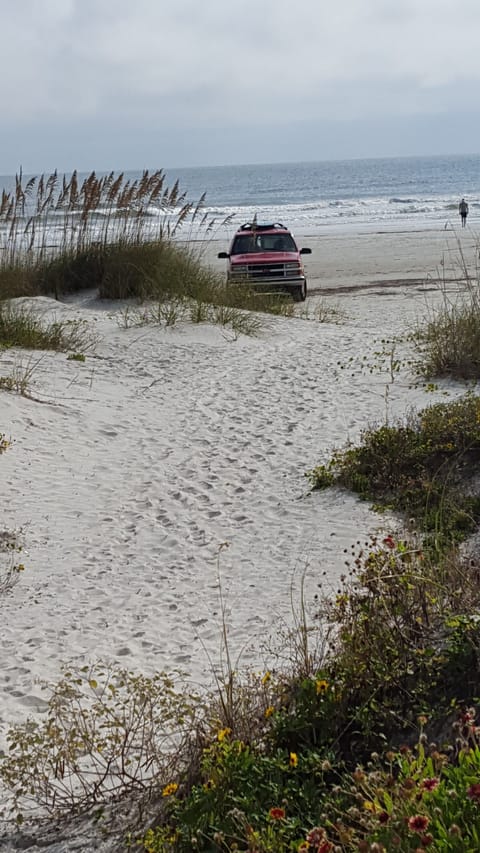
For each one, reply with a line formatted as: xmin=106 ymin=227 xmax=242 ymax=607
xmin=292 ymin=282 xmax=307 ymax=302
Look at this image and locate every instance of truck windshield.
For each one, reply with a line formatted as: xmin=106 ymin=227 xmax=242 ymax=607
xmin=231 ymin=233 xmax=297 ymax=254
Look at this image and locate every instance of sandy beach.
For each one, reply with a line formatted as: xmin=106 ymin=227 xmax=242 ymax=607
xmin=0 ymin=226 xmax=475 ymax=817
xmin=207 ymin=223 xmax=480 ymax=292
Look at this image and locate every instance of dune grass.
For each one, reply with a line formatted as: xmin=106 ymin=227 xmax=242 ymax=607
xmin=414 ymin=239 xmax=480 ymax=379
xmin=0 ymin=170 xmax=296 ymax=326
xmin=0 ymin=302 xmax=93 ymax=352
xmin=415 ymin=296 xmax=480 ymax=379
xmin=0 ymin=169 xmax=211 ymax=302
xmin=0 ymin=168 xmax=301 ymax=356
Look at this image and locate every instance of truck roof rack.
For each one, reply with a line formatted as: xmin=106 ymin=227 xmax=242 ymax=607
xmin=239 ymin=222 xmax=286 ymax=231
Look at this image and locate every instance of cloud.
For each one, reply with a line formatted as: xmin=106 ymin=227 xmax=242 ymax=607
xmin=1 ymin=0 xmax=480 ymax=168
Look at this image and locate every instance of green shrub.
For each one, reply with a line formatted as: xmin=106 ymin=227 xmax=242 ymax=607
xmin=321 ymin=723 xmax=480 ymax=851
xmin=330 ymin=537 xmax=480 ymax=734
xmin=271 ymin=535 xmax=480 ymax=761
xmin=141 ymin=730 xmax=331 ymax=852
xmin=307 ymin=393 xmax=480 ymax=547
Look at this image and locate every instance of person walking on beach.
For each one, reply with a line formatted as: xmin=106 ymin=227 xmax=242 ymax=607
xmin=459 ymin=198 xmax=469 ymax=227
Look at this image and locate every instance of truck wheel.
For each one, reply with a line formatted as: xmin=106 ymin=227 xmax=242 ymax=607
xmin=292 ymin=282 xmax=307 ymax=302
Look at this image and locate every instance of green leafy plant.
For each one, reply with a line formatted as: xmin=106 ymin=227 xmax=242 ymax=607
xmin=142 ymin=729 xmax=330 ymax=852
xmin=326 ymin=536 xmax=480 ymax=739
xmin=321 ymin=716 xmax=480 ymax=851
xmin=306 ymin=393 xmax=480 ymax=549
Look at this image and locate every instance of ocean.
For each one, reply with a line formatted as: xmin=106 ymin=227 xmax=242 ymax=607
xmin=162 ymin=153 xmax=480 ymax=236
xmin=1 ymin=153 xmax=479 ymax=243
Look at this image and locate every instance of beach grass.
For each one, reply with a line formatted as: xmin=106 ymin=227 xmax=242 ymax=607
xmin=0 ymin=170 xmax=296 ymax=323
xmin=415 ymin=296 xmax=480 ymax=379
xmin=0 ymin=302 xmax=93 ymax=352
xmin=414 ymin=240 xmax=480 ymax=379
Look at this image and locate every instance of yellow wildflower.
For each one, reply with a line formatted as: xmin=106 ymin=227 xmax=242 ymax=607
xmin=264 ymin=705 xmax=275 ymax=718
xmin=162 ymin=782 xmax=179 ymax=797
xmin=316 ymin=679 xmax=329 ymax=695
xmin=217 ymin=727 xmax=232 ymax=742
xmin=289 ymin=751 xmax=298 ymax=768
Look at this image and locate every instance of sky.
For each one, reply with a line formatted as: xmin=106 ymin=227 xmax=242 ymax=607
xmin=2 ymin=0 xmax=480 ymax=173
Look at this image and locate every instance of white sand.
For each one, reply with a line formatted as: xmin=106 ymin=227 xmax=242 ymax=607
xmin=208 ymin=223 xmax=480 ymax=292
xmin=0 ymin=227 xmax=474 ymax=780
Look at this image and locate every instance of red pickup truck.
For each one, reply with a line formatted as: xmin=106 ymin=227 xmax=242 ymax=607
xmin=218 ymin=222 xmax=311 ymax=301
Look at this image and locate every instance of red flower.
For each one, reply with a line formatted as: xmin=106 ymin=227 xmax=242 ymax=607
xmin=306 ymin=828 xmax=326 ymax=845
xmin=269 ymin=807 xmax=285 ymax=820
xmin=467 ymin=783 xmax=480 ymax=802
xmin=421 ymin=777 xmax=439 ymax=791
xmin=378 ymin=811 xmax=390 ymax=823
xmin=383 ymin=535 xmax=396 ymax=549
xmin=408 ymin=815 xmax=430 ymax=833
xmin=460 ymin=709 xmax=475 ymax=724
xmin=421 ymin=834 xmax=434 ymax=847
xmin=305 ymin=828 xmax=333 ymax=852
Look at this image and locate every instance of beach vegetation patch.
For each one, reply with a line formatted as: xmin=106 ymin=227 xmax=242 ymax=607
xmin=317 ymin=724 xmax=480 ymax=852
xmin=0 ymin=665 xmax=203 ymax=821
xmin=0 ymin=354 xmax=45 ymax=396
xmin=414 ymin=297 xmax=480 ymax=379
xmin=152 ymin=731 xmax=331 ymax=852
xmin=114 ymin=295 xmax=263 ymax=337
xmin=321 ymin=536 xmax=480 ymax=740
xmin=0 ymin=302 xmax=94 ymax=352
xmin=0 ymin=169 xmax=295 ymax=321
xmin=306 ymin=392 xmax=480 ymax=549
xmin=3 ymin=535 xmax=480 ymax=849
xmin=0 ymin=528 xmax=25 ymax=597
xmin=414 ymin=247 xmax=480 ymax=380
xmin=299 ymin=298 xmax=348 ymax=324
xmin=136 ymin=530 xmax=480 ymax=850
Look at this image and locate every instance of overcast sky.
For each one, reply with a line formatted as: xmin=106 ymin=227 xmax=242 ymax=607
xmin=2 ymin=0 xmax=480 ymax=173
